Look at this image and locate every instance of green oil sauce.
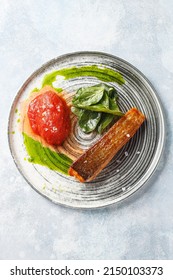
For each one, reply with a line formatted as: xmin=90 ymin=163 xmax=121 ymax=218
xmin=31 ymin=87 xmax=40 ymax=93
xmin=31 ymin=86 xmax=63 ymax=93
xmin=9 ymin=131 xmax=15 ymax=134
xmin=42 ymin=65 xmax=125 ymax=88
xmin=23 ymin=133 xmax=73 ymax=175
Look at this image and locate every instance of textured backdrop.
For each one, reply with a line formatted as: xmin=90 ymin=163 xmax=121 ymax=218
xmin=0 ymin=0 xmax=173 ymax=259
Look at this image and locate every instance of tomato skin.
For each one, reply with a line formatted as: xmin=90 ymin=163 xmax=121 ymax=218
xmin=27 ymin=91 xmax=70 ymax=145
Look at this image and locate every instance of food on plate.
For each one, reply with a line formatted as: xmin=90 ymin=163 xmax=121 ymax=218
xmin=21 ymin=69 xmax=145 ymax=182
xmin=71 ymin=83 xmax=124 ymax=133
xmin=27 ymin=90 xmax=71 ymax=145
xmin=21 ymin=66 xmax=125 ymax=177
xmin=68 ymin=108 xmax=145 ymax=182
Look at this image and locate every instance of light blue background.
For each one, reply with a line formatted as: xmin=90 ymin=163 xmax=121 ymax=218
xmin=0 ymin=0 xmax=173 ymax=259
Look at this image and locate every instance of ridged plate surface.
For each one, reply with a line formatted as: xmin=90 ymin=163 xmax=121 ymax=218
xmin=8 ymin=52 xmax=165 ymax=208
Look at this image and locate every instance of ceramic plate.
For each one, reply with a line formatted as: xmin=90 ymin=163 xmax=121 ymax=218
xmin=8 ymin=52 xmax=165 ymax=208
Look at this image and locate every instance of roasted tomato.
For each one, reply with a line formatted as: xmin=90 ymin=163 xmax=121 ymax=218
xmin=27 ymin=91 xmax=70 ymax=145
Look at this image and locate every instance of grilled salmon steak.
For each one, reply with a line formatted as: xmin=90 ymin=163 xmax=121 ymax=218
xmin=68 ymin=108 xmax=145 ymax=182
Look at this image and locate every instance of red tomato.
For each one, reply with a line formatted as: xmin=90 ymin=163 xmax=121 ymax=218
xmin=27 ymin=91 xmax=71 ymax=145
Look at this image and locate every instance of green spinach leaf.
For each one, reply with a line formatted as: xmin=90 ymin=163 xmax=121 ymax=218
xmin=97 ymin=113 xmax=115 ymax=134
xmin=72 ymin=84 xmax=105 ymax=106
xmin=71 ymin=83 xmax=124 ymax=134
xmin=79 ymin=110 xmax=102 ymax=133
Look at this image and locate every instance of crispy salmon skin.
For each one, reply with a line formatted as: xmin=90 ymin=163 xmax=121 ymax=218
xmin=68 ymin=108 xmax=145 ymax=182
